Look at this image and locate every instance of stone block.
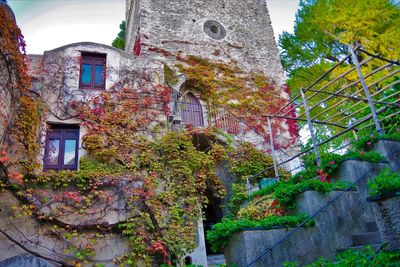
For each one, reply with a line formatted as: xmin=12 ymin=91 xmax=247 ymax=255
xmin=372 ymin=139 xmax=400 ymax=173
xmin=332 ymin=160 xmax=389 ymax=221
xmin=370 ymin=195 xmax=400 ymax=251
xmin=0 ymin=255 xmax=55 ymax=267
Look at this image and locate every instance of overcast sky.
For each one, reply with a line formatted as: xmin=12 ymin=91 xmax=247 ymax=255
xmin=8 ymin=0 xmax=300 ymax=55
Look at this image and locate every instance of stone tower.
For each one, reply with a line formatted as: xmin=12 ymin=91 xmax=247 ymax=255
xmin=125 ymin=0 xmax=285 ymax=84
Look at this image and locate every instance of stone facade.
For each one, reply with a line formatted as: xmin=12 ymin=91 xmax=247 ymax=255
xmin=27 ymin=42 xmax=163 ymax=168
xmin=125 ymin=0 xmax=285 ymax=85
xmin=0 ymin=192 xmax=133 ymax=266
xmin=0 ymin=1 xmax=298 ymax=266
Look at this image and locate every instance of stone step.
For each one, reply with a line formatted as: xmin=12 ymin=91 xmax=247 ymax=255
xmin=352 ymin=231 xmax=382 ymax=246
xmin=207 ymin=254 xmax=226 ymax=267
xmin=366 ymin=221 xmax=379 ymax=232
xmin=336 ymin=243 xmax=382 ymax=254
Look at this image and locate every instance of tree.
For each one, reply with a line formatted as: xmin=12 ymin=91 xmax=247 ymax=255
xmin=280 ymin=0 xmax=400 ymax=91
xmin=112 ymin=20 xmax=126 ymax=50
xmin=278 ymin=0 xmax=400 ymax=148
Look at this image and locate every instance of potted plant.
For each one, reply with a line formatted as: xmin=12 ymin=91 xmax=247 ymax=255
xmin=367 ymin=168 xmax=400 ymax=250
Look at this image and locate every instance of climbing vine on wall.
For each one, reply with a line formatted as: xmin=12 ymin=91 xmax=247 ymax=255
xmin=174 ymin=54 xmax=299 ymax=149
xmin=0 ymin=6 xmax=41 ymax=175
xmin=73 ymin=84 xmax=171 ymax=165
xmin=0 ymin=4 xmax=293 ymax=265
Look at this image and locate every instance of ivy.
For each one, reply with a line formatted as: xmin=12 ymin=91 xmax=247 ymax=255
xmin=116 ymin=131 xmax=225 ymax=264
xmin=163 ymin=63 xmax=179 ymax=86
xmin=13 ymin=96 xmax=41 ymax=173
xmin=0 ymin=5 xmax=40 ymax=175
xmin=228 ymin=142 xmax=289 ymax=181
xmin=170 ymin=54 xmax=299 ymax=150
xmin=285 ymin=246 xmax=400 ymax=267
xmin=227 ymin=183 xmax=248 ymax=218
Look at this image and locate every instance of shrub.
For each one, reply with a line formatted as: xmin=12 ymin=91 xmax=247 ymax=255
xmin=285 ymin=246 xmax=400 ymax=267
xmin=207 ymin=213 xmax=314 ymax=252
xmin=249 ymin=179 xmax=352 ymax=209
xmin=354 ymin=131 xmax=400 ymax=151
xmin=292 ymin=150 xmax=386 ymax=183
xmin=368 ymin=168 xmax=400 ymax=197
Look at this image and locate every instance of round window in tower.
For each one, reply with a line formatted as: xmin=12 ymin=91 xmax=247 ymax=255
xmin=203 ymin=20 xmax=226 ymax=40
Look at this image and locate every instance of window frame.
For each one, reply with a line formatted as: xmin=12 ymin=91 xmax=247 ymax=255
xmin=79 ymin=52 xmax=106 ymax=90
xmin=44 ymin=125 xmax=80 ymax=171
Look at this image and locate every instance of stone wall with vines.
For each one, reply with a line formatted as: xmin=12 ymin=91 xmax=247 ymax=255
xmin=0 ymin=3 xmax=298 ymax=266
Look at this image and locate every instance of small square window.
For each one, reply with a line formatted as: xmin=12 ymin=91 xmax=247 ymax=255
xmin=79 ymin=53 xmax=106 ymax=90
xmin=44 ymin=125 xmax=80 ymax=171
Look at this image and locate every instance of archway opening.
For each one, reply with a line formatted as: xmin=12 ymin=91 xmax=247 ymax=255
xmin=203 ymin=187 xmax=224 ymax=255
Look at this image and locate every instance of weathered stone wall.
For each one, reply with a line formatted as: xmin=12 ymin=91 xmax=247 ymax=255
xmin=0 ymin=1 xmax=19 ymax=149
xmin=371 ymin=196 xmax=400 ymax=251
xmin=125 ymin=0 xmax=285 ymax=85
xmin=0 ymin=191 xmax=133 ymax=267
xmin=0 ymin=56 xmax=13 ymax=145
xmin=27 ymin=42 xmax=164 ymax=168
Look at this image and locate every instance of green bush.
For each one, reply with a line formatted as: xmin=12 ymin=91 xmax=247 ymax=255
xmin=368 ymin=168 xmax=400 ymax=197
xmin=250 ymin=179 xmax=352 ymax=209
xmin=354 ymin=131 xmax=400 ymax=151
xmin=292 ymin=150 xmax=386 ymax=183
xmin=207 ymin=213 xmax=314 ymax=252
xmin=285 ymin=246 xmax=400 ymax=267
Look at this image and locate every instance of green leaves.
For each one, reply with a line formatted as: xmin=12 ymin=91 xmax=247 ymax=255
xmin=112 ymin=20 xmax=126 ymax=50
xmin=207 ymin=213 xmax=314 ymax=252
xmin=250 ymin=179 xmax=351 ymax=210
xmin=286 ymin=246 xmax=400 ymax=266
xmin=280 ymin=0 xmax=400 ymax=145
xmin=281 ymin=0 xmax=400 ymax=74
xmin=368 ymin=167 xmax=400 ymax=197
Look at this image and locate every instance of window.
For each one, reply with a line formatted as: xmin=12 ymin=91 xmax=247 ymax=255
xmin=79 ymin=52 xmax=106 ymax=90
xmin=203 ymin=20 xmax=226 ymax=40
xmin=44 ymin=125 xmax=80 ymax=171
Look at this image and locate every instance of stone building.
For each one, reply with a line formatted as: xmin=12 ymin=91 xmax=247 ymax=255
xmin=0 ymin=1 xmax=298 ymax=266
xmin=125 ymin=0 xmax=285 ymax=85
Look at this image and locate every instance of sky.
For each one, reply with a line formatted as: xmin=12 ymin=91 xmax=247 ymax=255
xmin=7 ymin=0 xmax=300 ymax=55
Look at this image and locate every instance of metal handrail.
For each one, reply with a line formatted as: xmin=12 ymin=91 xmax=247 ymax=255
xmin=246 ymin=146 xmax=400 ymax=266
xmin=242 ymin=46 xmax=400 ymax=266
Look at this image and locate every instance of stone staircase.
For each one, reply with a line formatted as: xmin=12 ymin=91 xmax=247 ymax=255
xmin=207 ymin=254 xmax=226 ymax=267
xmin=224 ymin=140 xmax=400 ymax=267
xmin=337 ymin=221 xmax=382 ymax=253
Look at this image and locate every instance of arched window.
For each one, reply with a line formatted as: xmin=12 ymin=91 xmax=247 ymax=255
xmin=181 ymin=93 xmax=204 ymax=126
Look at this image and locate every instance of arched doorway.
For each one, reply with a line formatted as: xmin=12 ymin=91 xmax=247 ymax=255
xmin=181 ymin=93 xmax=205 ymax=127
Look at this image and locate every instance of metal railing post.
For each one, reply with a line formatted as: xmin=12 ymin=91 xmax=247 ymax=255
xmin=349 ymin=45 xmax=384 ymax=134
xmin=267 ymin=116 xmax=279 ymax=178
xmin=300 ymin=88 xmax=321 ymax=166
